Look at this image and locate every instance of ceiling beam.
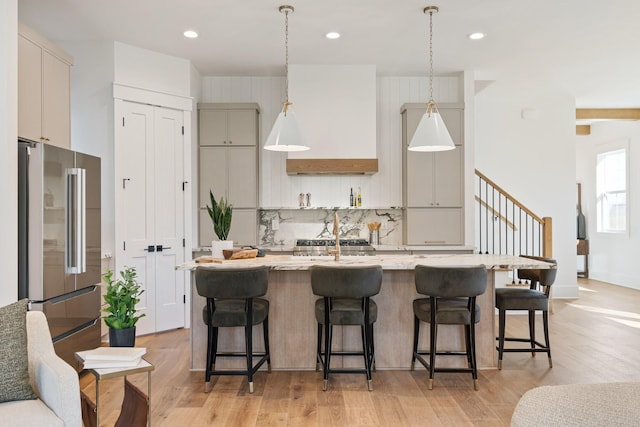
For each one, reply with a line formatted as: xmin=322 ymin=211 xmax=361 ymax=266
xmin=576 ymin=125 xmax=591 ymax=135
xmin=576 ymin=108 xmax=640 ymax=120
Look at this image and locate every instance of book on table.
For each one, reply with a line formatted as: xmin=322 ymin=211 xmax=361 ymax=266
xmin=77 ymin=347 xmax=147 ymax=369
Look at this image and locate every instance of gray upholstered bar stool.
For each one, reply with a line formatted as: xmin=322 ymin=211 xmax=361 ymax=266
xmin=411 ymin=265 xmax=487 ymax=390
xmin=310 ymin=265 xmax=383 ymax=392
xmin=495 ymin=255 xmax=557 ymax=370
xmin=195 ymin=266 xmax=271 ymax=394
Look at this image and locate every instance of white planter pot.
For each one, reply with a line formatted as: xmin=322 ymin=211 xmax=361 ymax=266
xmin=211 ymin=240 xmax=233 ymax=259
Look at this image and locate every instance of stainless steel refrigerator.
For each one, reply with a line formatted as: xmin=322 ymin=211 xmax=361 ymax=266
xmin=18 ymin=139 xmax=102 ymax=369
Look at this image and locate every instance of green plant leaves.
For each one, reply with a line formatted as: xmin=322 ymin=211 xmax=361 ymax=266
xmin=102 ymin=266 xmax=145 ymax=329
xmin=207 ymin=190 xmax=233 ymax=241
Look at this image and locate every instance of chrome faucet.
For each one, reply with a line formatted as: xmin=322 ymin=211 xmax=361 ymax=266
xmin=326 ymin=212 xmax=341 ymax=261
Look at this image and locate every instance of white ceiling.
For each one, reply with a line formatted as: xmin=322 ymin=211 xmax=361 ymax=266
xmin=18 ymin=0 xmax=640 ymax=107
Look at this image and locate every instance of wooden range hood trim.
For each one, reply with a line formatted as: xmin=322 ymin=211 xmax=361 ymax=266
xmin=286 ymin=158 xmax=379 ymax=175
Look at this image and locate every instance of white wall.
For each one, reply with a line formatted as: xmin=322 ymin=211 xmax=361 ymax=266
xmin=114 ymin=42 xmax=191 ymax=97
xmin=576 ymin=121 xmax=640 ymax=290
xmin=1 ymin=0 xmax=18 ymax=306
xmin=475 ymin=78 xmax=578 ymax=298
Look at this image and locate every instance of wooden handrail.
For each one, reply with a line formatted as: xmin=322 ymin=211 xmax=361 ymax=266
xmin=475 ymin=169 xmax=544 ymax=224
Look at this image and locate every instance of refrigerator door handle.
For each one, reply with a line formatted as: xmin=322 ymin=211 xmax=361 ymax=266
xmin=66 ymin=168 xmax=86 ymax=274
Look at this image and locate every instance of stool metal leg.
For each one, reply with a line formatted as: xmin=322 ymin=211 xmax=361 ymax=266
xmin=263 ymin=315 xmax=271 ymax=373
xmin=497 ymin=308 xmax=506 ymax=370
xmin=543 ymin=310 xmax=552 ymax=368
xmin=411 ymin=315 xmax=419 ymax=371
xmin=245 ymin=320 xmax=254 ymax=393
xmin=428 ymin=321 xmax=437 ymax=390
xmin=316 ymin=323 xmax=323 ymax=371
xmin=528 ymin=310 xmax=536 ymax=357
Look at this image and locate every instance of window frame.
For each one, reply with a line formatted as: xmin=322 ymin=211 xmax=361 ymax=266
xmin=595 ymin=138 xmax=629 ymax=238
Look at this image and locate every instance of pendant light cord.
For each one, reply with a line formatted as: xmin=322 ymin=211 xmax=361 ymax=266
xmin=428 ymin=9 xmax=434 ymax=103
xmin=284 ymin=8 xmax=290 ymax=111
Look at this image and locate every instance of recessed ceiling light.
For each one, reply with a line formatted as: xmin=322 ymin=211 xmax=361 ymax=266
xmin=468 ymin=32 xmax=485 ymax=40
xmin=184 ymin=30 xmax=198 ymax=39
xmin=326 ymin=32 xmax=340 ymax=39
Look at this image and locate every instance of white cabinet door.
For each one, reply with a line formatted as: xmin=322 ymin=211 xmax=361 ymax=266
xmin=116 ymin=101 xmax=186 ymax=335
xmin=199 ymin=110 xmax=227 ymax=146
xmin=18 ymin=35 xmax=42 ymax=143
xmin=406 ymin=208 xmax=463 ymax=245
xmin=152 ymin=107 xmax=186 ymax=332
xmin=227 ymin=110 xmax=257 ymax=146
xmin=199 ymin=146 xmax=257 ymax=208
xmin=199 ymin=109 xmax=257 ymax=146
xmin=227 ymin=147 xmax=257 ymax=207
xmin=42 ymin=51 xmax=70 ymax=148
xmin=199 ymin=147 xmax=227 ymax=207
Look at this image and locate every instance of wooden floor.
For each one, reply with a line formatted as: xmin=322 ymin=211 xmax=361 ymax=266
xmin=80 ymin=278 xmax=640 ymax=426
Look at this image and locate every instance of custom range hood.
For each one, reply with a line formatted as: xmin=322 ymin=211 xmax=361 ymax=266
xmin=285 ymin=65 xmax=379 ymax=175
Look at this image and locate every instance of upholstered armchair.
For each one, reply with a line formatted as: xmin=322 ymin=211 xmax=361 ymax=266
xmin=0 ymin=311 xmax=81 ymax=427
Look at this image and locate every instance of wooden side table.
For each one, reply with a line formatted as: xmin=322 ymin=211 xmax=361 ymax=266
xmin=76 ymin=353 xmax=154 ymax=427
xmin=577 ymin=239 xmax=589 ymax=278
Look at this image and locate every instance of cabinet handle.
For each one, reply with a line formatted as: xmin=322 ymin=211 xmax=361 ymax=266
xmin=435 ymin=202 xmax=440 ymax=206
xmin=229 ymin=140 xmax=232 ymax=144
xmin=424 ymin=240 xmax=446 ymax=244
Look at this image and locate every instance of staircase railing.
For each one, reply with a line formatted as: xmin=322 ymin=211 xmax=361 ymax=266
xmin=475 ymin=169 xmax=552 ymax=258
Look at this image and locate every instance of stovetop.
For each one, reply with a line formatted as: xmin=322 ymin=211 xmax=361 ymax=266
xmin=295 ymin=238 xmax=370 ymax=247
xmin=293 ymin=239 xmax=374 ymax=256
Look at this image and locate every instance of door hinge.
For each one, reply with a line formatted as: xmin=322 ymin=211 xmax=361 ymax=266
xmin=183 ymin=238 xmax=185 ymax=247
xmin=122 ymin=117 xmax=125 ymax=127
xmin=181 ymin=126 xmax=184 ymax=135
xmin=123 ymin=241 xmax=126 ymax=251
xmin=182 ymin=181 xmax=188 ymax=191
xmin=183 ymin=295 xmax=186 ymax=304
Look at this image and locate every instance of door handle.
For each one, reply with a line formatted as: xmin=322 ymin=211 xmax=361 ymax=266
xmin=156 ymin=245 xmax=171 ymax=252
xmin=144 ymin=245 xmax=155 ymax=252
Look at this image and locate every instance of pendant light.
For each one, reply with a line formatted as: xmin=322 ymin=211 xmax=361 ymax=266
xmin=408 ymin=6 xmax=455 ymax=152
xmin=264 ymin=5 xmax=310 ymax=152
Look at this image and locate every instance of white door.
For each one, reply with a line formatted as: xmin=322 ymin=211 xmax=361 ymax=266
xmin=115 ymin=100 xmax=185 ymax=335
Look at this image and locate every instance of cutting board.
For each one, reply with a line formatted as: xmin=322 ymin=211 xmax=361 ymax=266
xmin=195 ymin=249 xmax=259 ymax=264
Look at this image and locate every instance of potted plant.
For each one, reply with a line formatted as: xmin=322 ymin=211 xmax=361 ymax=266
xmin=207 ymin=190 xmax=233 ymax=258
xmin=102 ymin=266 xmax=145 ymax=347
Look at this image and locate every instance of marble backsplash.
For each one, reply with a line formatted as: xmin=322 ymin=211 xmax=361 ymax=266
xmin=258 ymin=208 xmax=403 ymax=247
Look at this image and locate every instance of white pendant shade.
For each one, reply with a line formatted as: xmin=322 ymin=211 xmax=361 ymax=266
xmin=408 ymin=110 xmax=455 ymax=152
xmin=264 ymin=110 xmax=310 ymax=152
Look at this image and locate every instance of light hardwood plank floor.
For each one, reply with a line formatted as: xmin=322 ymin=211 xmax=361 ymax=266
xmin=81 ymin=278 xmax=640 ymax=426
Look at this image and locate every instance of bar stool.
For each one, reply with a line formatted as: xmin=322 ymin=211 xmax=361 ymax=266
xmin=195 ymin=266 xmax=271 ymax=393
xmin=495 ymin=255 xmax=557 ymax=370
xmin=411 ymin=265 xmax=487 ymax=390
xmin=310 ymin=265 xmax=383 ymax=391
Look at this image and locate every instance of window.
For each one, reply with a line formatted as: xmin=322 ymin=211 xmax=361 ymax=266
xmin=596 ymin=142 xmax=628 ymax=234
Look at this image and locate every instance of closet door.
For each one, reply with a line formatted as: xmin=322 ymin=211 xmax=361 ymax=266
xmin=115 ymin=101 xmax=185 ymax=335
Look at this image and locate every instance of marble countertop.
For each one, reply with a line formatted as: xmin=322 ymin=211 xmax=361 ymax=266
xmin=194 ymin=245 xmax=475 ymax=253
xmin=177 ymin=253 xmax=553 ymax=271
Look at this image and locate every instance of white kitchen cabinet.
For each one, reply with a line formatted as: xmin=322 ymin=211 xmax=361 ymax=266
xmin=198 ymin=103 xmax=260 ymax=247
xmin=406 ymin=208 xmax=464 ymax=245
xmin=199 ymin=146 xmax=257 ymax=208
xmin=198 ymin=103 xmax=259 ymax=146
xmin=402 ymin=103 xmax=464 ymax=244
xmin=18 ymin=23 xmax=72 ymax=149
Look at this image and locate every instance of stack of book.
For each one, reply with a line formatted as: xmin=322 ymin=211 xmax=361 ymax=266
xmin=77 ymin=347 xmax=147 ymax=369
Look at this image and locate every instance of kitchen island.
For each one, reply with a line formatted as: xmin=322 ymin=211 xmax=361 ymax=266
xmin=180 ymin=254 xmax=552 ymax=371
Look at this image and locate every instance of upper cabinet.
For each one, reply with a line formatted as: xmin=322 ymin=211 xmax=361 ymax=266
xmin=18 ymin=23 xmax=73 ymax=149
xmin=199 ymin=103 xmax=258 ymax=146
xmin=401 ymin=103 xmax=465 ymax=245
